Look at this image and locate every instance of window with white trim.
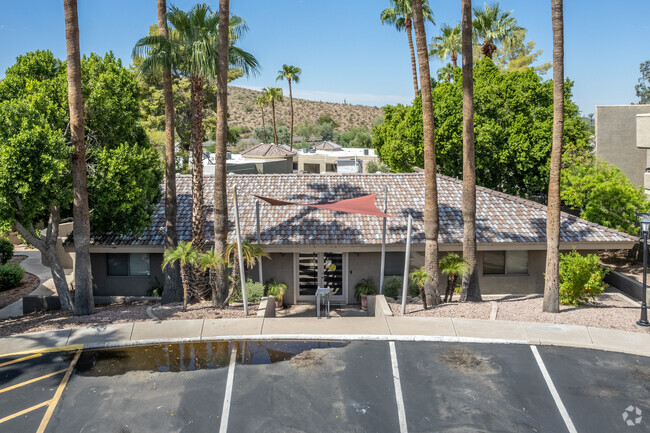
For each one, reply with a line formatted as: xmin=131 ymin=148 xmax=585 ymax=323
xmin=483 ymin=251 xmax=528 ymax=275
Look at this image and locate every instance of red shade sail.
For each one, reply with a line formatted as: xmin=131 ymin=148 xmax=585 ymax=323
xmin=254 ymin=194 xmax=391 ymax=218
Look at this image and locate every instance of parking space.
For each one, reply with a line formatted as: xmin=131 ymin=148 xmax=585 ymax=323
xmin=536 ymin=345 xmax=650 ymax=432
xmin=1 ymin=340 xmax=648 ymax=432
xmin=0 ymin=350 xmax=77 ymax=433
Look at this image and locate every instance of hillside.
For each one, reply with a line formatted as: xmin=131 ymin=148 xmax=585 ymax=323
xmin=227 ymin=86 xmax=384 ymax=133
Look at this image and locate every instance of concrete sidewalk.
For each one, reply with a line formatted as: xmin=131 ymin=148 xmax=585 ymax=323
xmin=1 ymin=315 xmax=649 ymax=358
xmin=0 ymin=250 xmax=72 ymax=320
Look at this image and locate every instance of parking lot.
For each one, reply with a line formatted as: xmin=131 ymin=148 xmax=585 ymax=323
xmin=0 ymin=340 xmax=648 ymax=432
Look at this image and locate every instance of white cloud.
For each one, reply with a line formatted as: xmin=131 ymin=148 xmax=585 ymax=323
xmin=235 ymin=85 xmax=410 ymax=107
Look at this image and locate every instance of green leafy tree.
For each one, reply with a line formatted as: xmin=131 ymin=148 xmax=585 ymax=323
xmin=429 ymin=23 xmax=462 ymax=67
xmin=373 ymin=59 xmax=590 ymax=198
xmin=561 ymin=154 xmax=650 ymax=235
xmin=162 ymin=241 xmax=200 ymax=311
xmin=254 ymin=94 xmax=270 ymax=142
xmin=255 ymin=125 xmax=290 ymax=145
xmin=0 ymin=51 xmax=164 ymax=311
xmin=635 ymin=60 xmax=650 ymax=104
xmin=559 ymin=251 xmax=608 ymax=306
xmin=492 ymin=29 xmax=551 ymax=74
xmin=336 ymin=127 xmax=373 ymax=148
xmin=472 ymin=2 xmax=523 ymax=59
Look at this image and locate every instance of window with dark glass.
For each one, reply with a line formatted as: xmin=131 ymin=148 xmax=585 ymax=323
xmin=483 ymin=251 xmax=528 ymax=275
xmin=107 ymin=253 xmax=150 ymax=276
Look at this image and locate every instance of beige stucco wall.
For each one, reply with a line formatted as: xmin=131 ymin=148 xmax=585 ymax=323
xmin=595 ymin=105 xmax=650 ymax=187
xmin=250 ymin=253 xmax=294 ymax=303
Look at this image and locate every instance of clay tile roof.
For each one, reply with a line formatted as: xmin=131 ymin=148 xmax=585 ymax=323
xmin=313 ymin=141 xmax=342 ymax=150
xmin=84 ymin=173 xmax=638 ymax=248
xmin=241 ymin=143 xmax=296 ymax=157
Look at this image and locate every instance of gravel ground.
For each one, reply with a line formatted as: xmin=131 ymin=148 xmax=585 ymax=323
xmin=495 ymin=293 xmax=647 ymax=333
xmin=153 ymin=301 xmax=259 ymax=320
xmin=388 ymin=298 xmax=492 ymax=319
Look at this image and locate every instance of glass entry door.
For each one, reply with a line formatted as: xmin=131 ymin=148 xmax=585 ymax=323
xmin=296 ymin=253 xmax=346 ymax=302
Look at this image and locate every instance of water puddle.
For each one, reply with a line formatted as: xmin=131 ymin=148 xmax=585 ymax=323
xmin=74 ymin=341 xmax=348 ymax=376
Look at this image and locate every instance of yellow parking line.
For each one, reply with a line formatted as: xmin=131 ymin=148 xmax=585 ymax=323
xmin=0 ymin=353 xmax=42 ymax=368
xmin=0 ymin=369 xmax=68 ymax=395
xmin=0 ymin=400 xmax=51 ymax=424
xmin=0 ymin=344 xmax=84 ymax=359
xmin=36 ymin=350 xmax=81 ymax=433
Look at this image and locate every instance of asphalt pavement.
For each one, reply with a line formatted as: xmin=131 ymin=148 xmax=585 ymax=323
xmin=1 ymin=341 xmax=648 ymax=432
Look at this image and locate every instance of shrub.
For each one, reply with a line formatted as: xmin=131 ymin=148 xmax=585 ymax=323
xmin=382 ymin=276 xmax=419 ymax=299
xmin=267 ymin=279 xmax=287 ymax=302
xmin=0 ymin=238 xmax=13 ymax=264
xmin=0 ymin=263 xmax=24 ymax=291
xmin=232 ymin=278 xmax=264 ymax=303
xmin=559 ymin=251 xmax=608 ymax=306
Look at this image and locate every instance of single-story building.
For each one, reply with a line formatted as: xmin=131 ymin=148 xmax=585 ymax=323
xmin=71 ymin=173 xmax=637 ymax=304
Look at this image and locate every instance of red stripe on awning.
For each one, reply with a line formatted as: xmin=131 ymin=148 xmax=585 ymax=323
xmin=254 ymin=194 xmax=391 ymax=218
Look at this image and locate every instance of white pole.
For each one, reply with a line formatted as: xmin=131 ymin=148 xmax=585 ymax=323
xmin=233 ymin=187 xmax=248 ymax=315
xmin=256 ymin=200 xmax=263 ymax=284
xmin=379 ymin=186 xmax=388 ymax=294
xmin=400 ymin=215 xmax=413 ymax=316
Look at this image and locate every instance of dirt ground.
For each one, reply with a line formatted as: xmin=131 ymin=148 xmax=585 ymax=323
xmin=599 ymin=249 xmax=644 ymax=283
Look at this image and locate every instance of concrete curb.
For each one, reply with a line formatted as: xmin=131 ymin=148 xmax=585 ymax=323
xmin=1 ymin=316 xmax=649 ymax=358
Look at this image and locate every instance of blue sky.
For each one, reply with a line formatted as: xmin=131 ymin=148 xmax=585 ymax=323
xmin=0 ymin=0 xmax=648 ymax=115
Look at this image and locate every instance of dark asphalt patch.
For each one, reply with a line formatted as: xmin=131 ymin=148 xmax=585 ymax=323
xmin=228 ymin=341 xmax=400 ymax=433
xmin=537 ymin=346 xmax=650 ymax=432
xmin=396 ymin=342 xmax=568 ymax=432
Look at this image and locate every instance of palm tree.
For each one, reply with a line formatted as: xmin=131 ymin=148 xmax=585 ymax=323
xmin=162 ymin=241 xmax=200 ymax=311
xmin=254 ymin=94 xmax=269 ymax=143
xmin=213 ymin=0 xmax=231 ymax=308
xmin=409 ymin=267 xmax=429 ymax=309
xmin=224 ymin=239 xmax=270 ymax=304
xmin=429 ymin=23 xmax=462 ymax=67
xmin=64 ymin=0 xmax=93 ymax=315
xmin=380 ymin=0 xmax=434 ymax=99
xmin=276 ymin=64 xmax=301 ymax=150
xmin=263 ymin=87 xmax=283 ymax=145
xmin=440 ymin=253 xmax=468 ymax=303
xmin=436 ymin=63 xmax=456 ymax=83
xmin=543 ymin=0 xmax=564 ymax=313
xmin=460 ymin=0 xmax=481 ymax=302
xmin=198 ymin=247 xmax=226 ymax=304
xmin=134 ymin=4 xmax=259 ymax=298
xmin=472 ymin=2 xmax=522 ymax=59
xmin=155 ymin=0 xmax=182 ymax=304
xmin=411 ymin=0 xmax=442 ymax=307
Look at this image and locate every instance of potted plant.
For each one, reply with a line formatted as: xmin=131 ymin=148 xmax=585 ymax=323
xmin=267 ymin=279 xmax=287 ymax=310
xmin=354 ymin=278 xmax=377 ymax=311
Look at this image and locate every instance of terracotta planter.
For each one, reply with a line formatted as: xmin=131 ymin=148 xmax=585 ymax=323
xmin=274 ymin=297 xmax=284 ymax=310
xmin=360 ymin=294 xmax=368 ymax=311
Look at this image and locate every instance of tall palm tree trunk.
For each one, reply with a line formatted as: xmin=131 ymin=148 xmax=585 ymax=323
xmin=214 ymin=0 xmax=231 ymax=307
xmin=451 ymin=51 xmax=457 ymax=68
xmin=405 ymin=16 xmax=419 ymax=99
xmin=190 ymin=75 xmax=207 ymax=298
xmin=271 ymin=99 xmax=278 ymax=145
xmin=64 ymin=0 xmax=94 ymax=316
xmin=158 ymin=0 xmax=182 ymax=304
xmin=260 ymin=105 xmax=267 ymax=143
xmin=411 ymin=0 xmax=441 ymax=307
xmin=543 ymin=0 xmax=564 ymax=313
xmin=181 ymin=265 xmax=191 ymax=312
xmin=460 ymin=0 xmax=481 ymax=302
xmin=288 ymin=78 xmax=294 ymax=150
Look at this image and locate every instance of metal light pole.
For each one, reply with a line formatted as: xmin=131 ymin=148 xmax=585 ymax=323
xmin=400 ymin=215 xmax=413 ymax=316
xmin=638 ymin=216 xmax=650 ymax=327
xmin=379 ymin=186 xmax=388 ymax=294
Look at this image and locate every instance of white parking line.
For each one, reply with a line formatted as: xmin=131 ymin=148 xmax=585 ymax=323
xmin=389 ymin=341 xmax=408 ymax=433
xmin=530 ymin=345 xmax=578 ymax=433
xmin=219 ymin=344 xmax=237 ymax=433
